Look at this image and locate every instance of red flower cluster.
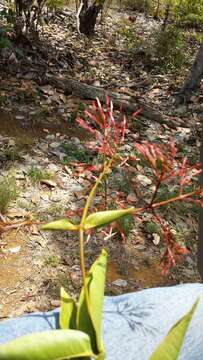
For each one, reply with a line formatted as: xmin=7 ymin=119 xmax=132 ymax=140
xmin=135 ymin=141 xmax=202 ymax=194
xmin=74 ymin=98 xmax=202 ymax=274
xmin=76 ymin=97 xmax=126 ymax=157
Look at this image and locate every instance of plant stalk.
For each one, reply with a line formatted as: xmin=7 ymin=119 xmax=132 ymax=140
xmin=79 ymin=158 xmax=114 ymax=321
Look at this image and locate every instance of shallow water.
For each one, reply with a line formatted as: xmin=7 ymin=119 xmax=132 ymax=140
xmin=0 ymin=110 xmax=86 ymax=141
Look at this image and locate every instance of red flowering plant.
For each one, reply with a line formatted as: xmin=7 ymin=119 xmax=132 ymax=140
xmin=74 ymin=97 xmax=202 ymax=274
xmin=1 ymin=98 xmax=201 ymax=360
xmin=76 ymin=96 xmax=126 ymax=158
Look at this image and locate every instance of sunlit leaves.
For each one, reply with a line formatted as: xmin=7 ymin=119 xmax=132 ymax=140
xmin=150 ymin=299 xmax=199 ymax=360
xmin=42 ymin=219 xmax=79 ymax=231
xmin=60 ymin=287 xmax=77 ymax=330
xmin=83 ymin=208 xmax=135 ymax=230
xmin=77 ymin=250 xmax=107 ymax=355
xmin=0 ymin=330 xmax=96 ymax=360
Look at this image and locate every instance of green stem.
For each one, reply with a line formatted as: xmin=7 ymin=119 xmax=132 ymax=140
xmin=79 ymin=228 xmax=92 ymax=318
xmin=79 ymin=158 xmax=114 ymax=321
xmin=81 ymin=159 xmax=113 ymax=224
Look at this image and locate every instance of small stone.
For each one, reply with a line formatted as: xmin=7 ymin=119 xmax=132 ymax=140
xmin=41 ymin=179 xmax=57 ymax=188
xmin=47 ymin=164 xmax=59 ymax=172
xmin=8 ymin=139 xmax=16 ymax=147
xmin=38 ymin=143 xmax=49 ymax=152
xmin=137 ymin=174 xmax=152 ymax=186
xmin=8 ymin=246 xmax=21 ymax=254
xmin=112 ymin=279 xmax=128 ymax=287
xmin=152 ymin=233 xmax=160 ymax=245
xmin=134 ymin=244 xmax=146 ymax=250
xmin=120 ymin=144 xmax=132 ymax=152
xmin=71 ymin=137 xmax=80 ymax=145
xmin=126 ymin=192 xmax=138 ymax=204
xmin=185 ymin=256 xmax=195 ymax=267
xmin=15 ymin=115 xmax=25 ymax=120
xmin=49 ymin=142 xmax=59 ymax=149
xmin=46 ymin=134 xmax=55 ymax=140
xmin=50 ymin=300 xmax=60 ymax=307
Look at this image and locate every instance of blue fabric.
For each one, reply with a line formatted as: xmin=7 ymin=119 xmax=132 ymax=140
xmin=0 ymin=283 xmax=203 ymax=359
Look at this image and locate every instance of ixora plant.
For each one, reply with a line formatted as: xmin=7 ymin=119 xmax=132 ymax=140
xmin=0 ymin=98 xmax=202 ymax=359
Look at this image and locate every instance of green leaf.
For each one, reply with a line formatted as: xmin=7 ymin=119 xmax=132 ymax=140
xmin=42 ymin=218 xmax=79 ymax=231
xmin=156 ymin=158 xmax=163 ymax=171
xmin=76 ymin=276 xmax=97 ymax=354
xmin=88 ymin=249 xmax=107 ymax=354
xmin=0 ymin=329 xmax=96 ymax=360
xmin=77 ymin=250 xmax=107 ymax=356
xmin=83 ymin=208 xmax=135 ymax=230
xmin=149 ymin=298 xmax=199 ymax=360
xmin=60 ymin=287 xmax=77 ymax=330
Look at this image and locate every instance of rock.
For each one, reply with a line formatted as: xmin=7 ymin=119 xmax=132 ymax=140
xmin=120 ymin=144 xmax=132 ymax=152
xmin=50 ymin=300 xmax=60 ymax=307
xmin=46 ymin=134 xmax=55 ymax=140
xmin=8 ymin=139 xmax=16 ymax=147
xmin=185 ymin=256 xmax=196 ymax=267
xmin=41 ymin=179 xmax=57 ymax=188
xmin=136 ymin=174 xmax=152 ymax=186
xmin=112 ymin=279 xmax=128 ymax=287
xmin=49 ymin=150 xmax=66 ymax=159
xmin=152 ymin=233 xmax=160 ymax=245
xmin=38 ymin=143 xmax=49 ymax=152
xmin=7 ymin=246 xmax=21 ymax=254
xmin=41 ymin=86 xmax=55 ymax=96
xmin=126 ymin=192 xmax=138 ymax=204
xmin=71 ymin=137 xmax=80 ymax=145
xmin=47 ymin=164 xmax=60 ymax=172
xmin=7 ymin=209 xmax=27 ymax=218
xmin=15 ymin=115 xmax=25 ymax=121
xmin=134 ymin=244 xmax=146 ymax=250
xmin=49 ymin=142 xmax=60 ymax=149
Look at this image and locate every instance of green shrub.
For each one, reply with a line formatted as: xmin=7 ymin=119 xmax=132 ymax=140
xmin=117 ymin=214 xmax=134 ymax=240
xmin=173 ymin=0 xmax=203 ymax=26
xmin=61 ymin=142 xmax=93 ymax=164
xmin=27 ymin=166 xmax=54 ymax=184
xmin=181 ymin=13 xmax=203 ymax=27
xmin=151 ymin=25 xmax=186 ymax=72
xmin=0 ymin=175 xmax=19 ymax=214
xmin=122 ymin=0 xmax=153 ymax=13
xmin=44 ymin=255 xmax=60 ymax=267
xmin=0 ymin=28 xmax=11 ymax=51
xmin=118 ymin=24 xmax=140 ymax=50
xmin=46 ymin=0 xmax=66 ymax=12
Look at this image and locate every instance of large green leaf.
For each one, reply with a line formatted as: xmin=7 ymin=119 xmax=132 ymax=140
xmin=60 ymin=287 xmax=77 ymax=330
xmin=42 ymin=218 xmax=79 ymax=231
xmin=76 ymin=276 xmax=97 ymax=354
xmin=83 ymin=208 xmax=135 ymax=230
xmin=77 ymin=250 xmax=107 ymax=357
xmin=87 ymin=249 xmax=107 ymax=354
xmin=149 ymin=298 xmax=199 ymax=360
xmin=0 ymin=329 xmax=96 ymax=360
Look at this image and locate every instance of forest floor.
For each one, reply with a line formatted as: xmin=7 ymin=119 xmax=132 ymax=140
xmin=0 ymin=7 xmax=202 ymax=318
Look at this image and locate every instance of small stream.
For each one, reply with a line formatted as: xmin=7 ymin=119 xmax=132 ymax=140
xmin=0 ymin=109 xmax=86 ymax=141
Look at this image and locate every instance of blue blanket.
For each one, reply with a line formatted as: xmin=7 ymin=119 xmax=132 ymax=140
xmin=0 ymin=283 xmax=203 ymax=359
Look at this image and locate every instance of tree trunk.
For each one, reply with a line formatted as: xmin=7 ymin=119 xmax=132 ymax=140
xmin=198 ymin=124 xmax=203 ymax=280
xmin=79 ymin=0 xmax=103 ymax=36
xmin=177 ymin=42 xmax=203 ymax=102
